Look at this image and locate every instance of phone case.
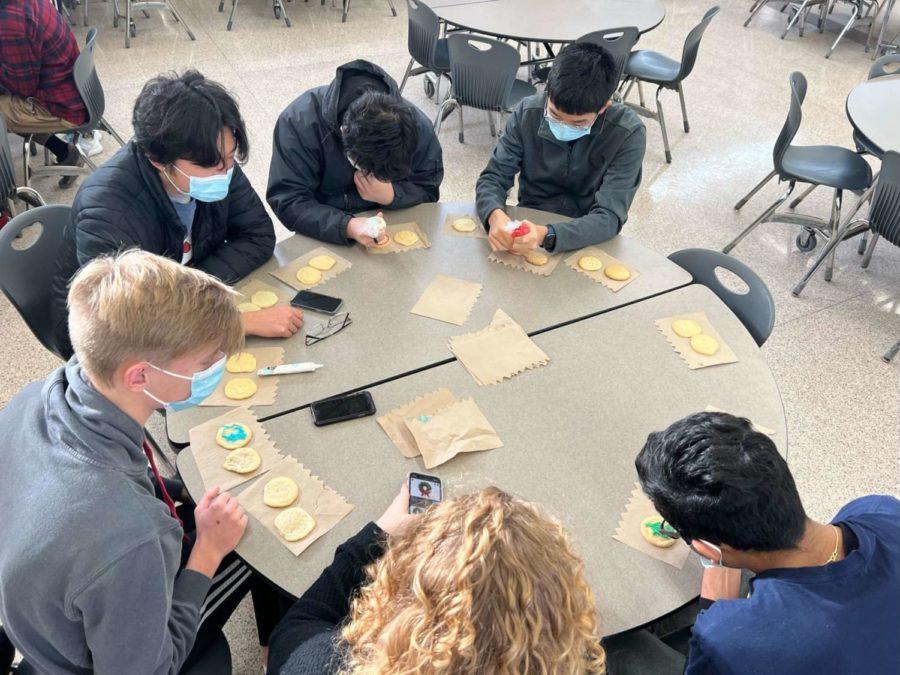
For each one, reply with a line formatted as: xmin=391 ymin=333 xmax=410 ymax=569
xmin=311 ymin=392 xmax=375 ymax=426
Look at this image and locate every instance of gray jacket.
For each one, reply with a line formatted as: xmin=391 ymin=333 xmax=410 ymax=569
xmin=476 ymin=94 xmax=646 ymax=252
xmin=0 ymin=360 xmax=211 ymax=674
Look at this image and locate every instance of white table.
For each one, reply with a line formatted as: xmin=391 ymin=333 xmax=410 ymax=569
xmin=846 ymin=73 xmax=900 ymax=156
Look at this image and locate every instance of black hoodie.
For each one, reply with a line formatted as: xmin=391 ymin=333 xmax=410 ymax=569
xmin=266 ymin=60 xmax=444 ymax=245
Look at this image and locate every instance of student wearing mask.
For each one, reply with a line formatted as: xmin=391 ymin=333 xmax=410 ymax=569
xmin=50 ymin=70 xmax=299 ymax=360
xmin=476 ymin=42 xmax=645 ymax=256
xmin=267 ymin=60 xmax=443 ymax=247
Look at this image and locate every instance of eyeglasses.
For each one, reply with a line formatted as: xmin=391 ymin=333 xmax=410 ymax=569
xmin=658 ymin=520 xmax=681 ymax=541
xmin=544 ymin=104 xmax=599 ymax=130
xmin=305 ymin=312 xmax=352 ymax=346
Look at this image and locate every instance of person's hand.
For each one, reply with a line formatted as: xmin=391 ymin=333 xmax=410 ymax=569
xmin=346 ymin=213 xmax=388 ymax=247
xmin=375 ymin=482 xmax=417 ymax=535
xmin=509 ymin=221 xmax=547 ymax=255
xmin=188 ymin=487 xmax=248 ymax=577
xmin=487 ymin=209 xmax=514 ymax=252
xmin=354 ymin=172 xmax=395 ymax=206
xmin=242 ymin=305 xmax=304 ymax=338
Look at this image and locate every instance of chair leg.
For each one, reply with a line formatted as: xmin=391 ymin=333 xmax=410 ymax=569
xmin=826 ymin=3 xmax=859 ymax=57
xmin=22 ymin=137 xmax=31 ymax=188
xmin=226 ymin=0 xmax=239 ymax=30
xmin=433 ymin=98 xmax=456 ymax=134
xmin=457 ymin=104 xmax=465 ymax=144
xmin=861 ymin=232 xmax=880 ymax=268
xmin=637 ymin=80 xmax=646 ymax=108
xmin=125 ymin=0 xmax=131 ymax=48
xmin=487 ymin=111 xmax=497 ymax=137
xmin=735 ymin=169 xmax=778 ymax=210
xmin=100 ymin=117 xmax=126 ymax=146
xmin=386 ymin=0 xmax=396 ymax=16
xmin=824 ymin=189 xmax=842 ymax=281
xmin=782 ymin=0 xmax=810 ymax=38
xmin=724 ymin=180 xmax=796 ymax=253
xmin=745 ymin=0 xmax=772 ymax=26
xmin=342 ymin=0 xmax=350 ymax=22
xmin=789 ymin=182 xmax=817 ymax=209
xmin=399 ymin=58 xmax=414 ymax=94
xmin=654 ymin=87 xmax=671 ymax=163
xmin=677 ymin=83 xmax=689 ymax=133
xmin=883 ymin=339 xmax=900 ymax=363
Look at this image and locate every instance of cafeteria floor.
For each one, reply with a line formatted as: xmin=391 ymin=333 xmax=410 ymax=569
xmin=2 ymin=0 xmax=897 ymax=670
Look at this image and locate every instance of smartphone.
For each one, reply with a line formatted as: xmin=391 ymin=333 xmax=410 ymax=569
xmin=311 ymin=391 xmax=375 ymax=426
xmin=408 ymin=472 xmax=443 ymax=514
xmin=291 ymin=289 xmax=343 ymax=315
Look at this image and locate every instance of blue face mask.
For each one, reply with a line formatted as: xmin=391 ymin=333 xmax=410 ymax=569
xmin=546 ymin=116 xmax=593 ymax=142
xmin=144 ymin=355 xmax=227 ymax=412
xmin=170 ymin=165 xmax=234 ymax=203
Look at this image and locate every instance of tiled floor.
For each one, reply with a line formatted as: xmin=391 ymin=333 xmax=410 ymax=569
xmin=3 ymin=0 xmax=899 ymax=671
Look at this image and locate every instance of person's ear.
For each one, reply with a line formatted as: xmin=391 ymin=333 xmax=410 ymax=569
xmin=600 ymin=99 xmax=612 ymax=114
xmin=692 ymin=539 xmax=723 ymax=564
xmin=121 ymin=362 xmax=151 ymax=393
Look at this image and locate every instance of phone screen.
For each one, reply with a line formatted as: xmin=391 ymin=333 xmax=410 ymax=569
xmin=291 ymin=290 xmax=343 ymax=314
xmin=311 ymin=391 xmax=375 ymax=426
xmin=408 ymin=472 xmax=442 ymax=514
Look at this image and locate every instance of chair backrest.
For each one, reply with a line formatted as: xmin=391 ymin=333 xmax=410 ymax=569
xmin=0 ymin=205 xmax=72 ymax=359
xmin=868 ymin=151 xmax=900 ymax=247
xmin=72 ymin=27 xmax=104 ymax=131
xmin=773 ymin=71 xmax=806 ymax=175
xmin=406 ymin=0 xmax=442 ymax=71
xmin=447 ymin=33 xmax=520 ymax=112
xmin=869 ymin=53 xmax=900 ymax=80
xmin=0 ymin=116 xmax=16 ymax=204
xmin=668 ymin=248 xmax=775 ymax=346
xmin=577 ymin=26 xmax=640 ymax=85
xmin=676 ymin=5 xmax=720 ymax=81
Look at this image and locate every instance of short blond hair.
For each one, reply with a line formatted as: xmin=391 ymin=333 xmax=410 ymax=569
xmin=341 ymin=487 xmax=606 ymax=674
xmin=68 ymin=250 xmax=244 ymax=385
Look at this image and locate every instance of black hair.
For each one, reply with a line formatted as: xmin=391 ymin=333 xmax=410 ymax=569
xmin=132 ymin=70 xmax=249 ymax=167
xmin=635 ymin=412 xmax=806 ymax=551
xmin=546 ymin=42 xmax=617 ymax=115
xmin=342 ymin=92 xmax=418 ymax=182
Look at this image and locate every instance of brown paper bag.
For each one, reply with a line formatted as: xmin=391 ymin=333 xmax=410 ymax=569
xmin=448 ymin=309 xmax=550 ymax=385
xmin=564 ymin=246 xmax=640 ymax=292
xmin=237 ymin=456 xmax=355 ymax=557
xmin=488 ymin=250 xmax=562 ymax=277
xmin=365 ymin=222 xmax=431 ymax=254
xmin=704 ymin=405 xmax=776 ymax=435
xmin=613 ymin=484 xmax=691 ymax=569
xmin=199 ymin=347 xmax=284 ymax=407
xmin=655 ymin=312 xmax=739 ymax=370
xmin=442 ymin=212 xmax=487 ymax=239
xmin=234 ymin=278 xmax=292 ymax=307
xmin=410 ymin=275 xmax=483 ymax=326
xmin=188 ymin=408 xmax=285 ymax=492
xmin=270 ymin=246 xmax=352 ymax=291
xmin=405 ymin=398 xmax=503 ymax=469
xmin=377 ymin=389 xmax=459 ymax=458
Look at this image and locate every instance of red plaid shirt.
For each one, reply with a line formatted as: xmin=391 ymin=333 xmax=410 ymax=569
xmin=0 ymin=0 xmax=88 ymax=126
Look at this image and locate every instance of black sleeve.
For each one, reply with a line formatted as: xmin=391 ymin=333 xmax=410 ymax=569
xmin=388 ymin=112 xmax=443 ymax=210
xmin=267 ymin=522 xmax=386 ymax=674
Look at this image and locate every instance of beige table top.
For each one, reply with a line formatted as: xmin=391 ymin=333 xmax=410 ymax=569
xmin=167 ymin=201 xmax=691 ymax=445
xmin=846 ymin=74 xmax=900 ymax=156
xmin=177 ymin=284 xmax=786 ymax=636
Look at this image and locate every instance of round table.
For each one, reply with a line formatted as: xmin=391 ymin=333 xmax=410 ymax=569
xmin=846 ymin=73 xmax=900 ymax=157
xmin=431 ymin=0 xmax=666 ymax=44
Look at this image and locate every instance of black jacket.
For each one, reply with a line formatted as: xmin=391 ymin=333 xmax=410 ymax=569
xmin=50 ymin=141 xmax=275 ymax=357
xmin=266 ymin=60 xmax=444 ymax=245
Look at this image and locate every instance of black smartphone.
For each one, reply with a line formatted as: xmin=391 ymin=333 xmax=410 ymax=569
xmin=291 ymin=289 xmax=343 ymax=315
xmin=408 ymin=472 xmax=443 ymax=514
xmin=311 ymin=391 xmax=375 ymax=426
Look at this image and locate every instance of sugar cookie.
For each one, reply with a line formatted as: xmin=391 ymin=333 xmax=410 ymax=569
xmin=226 ymin=352 xmax=257 ymax=374
xmin=690 ymin=334 xmax=720 ymax=356
xmin=604 ymin=264 xmax=631 ymax=281
xmin=308 ymin=254 xmax=336 ymax=271
xmin=263 ymin=477 xmax=299 ymax=508
xmin=222 ymin=447 xmax=261 ymax=474
xmin=250 ymin=290 xmax=278 ymax=308
xmin=452 ymin=217 xmax=477 ymax=233
xmin=671 ymin=319 xmax=703 ymax=338
xmin=578 ymin=255 xmax=603 ymax=272
xmin=225 ymin=378 xmax=257 ymax=400
xmin=640 ymin=516 xmax=678 ymax=548
xmin=393 ymin=230 xmax=420 ymax=247
xmin=237 ymin=302 xmax=260 ymax=313
xmin=525 ymin=252 xmax=549 ymax=266
xmin=296 ymin=266 xmax=323 ymax=286
xmin=274 ymin=507 xmax=316 ymax=542
xmin=215 ymin=422 xmax=252 ymax=450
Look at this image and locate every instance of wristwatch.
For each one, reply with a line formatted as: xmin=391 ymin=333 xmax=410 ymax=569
xmin=543 ymin=225 xmax=557 ymax=252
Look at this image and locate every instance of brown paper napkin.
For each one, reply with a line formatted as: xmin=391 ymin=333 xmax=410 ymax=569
xmin=613 ymin=484 xmax=691 ymax=569
xmin=443 ymin=212 xmax=487 ymax=239
xmin=655 ymin=312 xmax=739 ymax=370
xmin=449 ymin=309 xmax=549 ymax=386
xmin=405 ymin=398 xmax=503 ymax=469
xmin=410 ymin=275 xmax=483 ymax=326
xmin=565 ymin=246 xmax=640 ymax=292
xmin=236 ymin=456 xmax=355 ymax=557
xmin=234 ymin=278 xmax=292 ymax=307
xmin=188 ymin=407 xmax=285 ymax=492
xmin=488 ymin=250 xmax=562 ymax=277
xmin=270 ymin=246 xmax=352 ymax=291
xmin=704 ymin=405 xmax=776 ymax=435
xmin=365 ymin=222 xmax=431 ymax=254
xmin=377 ymin=389 xmax=459 ymax=458
xmin=200 ymin=347 xmax=284 ymax=407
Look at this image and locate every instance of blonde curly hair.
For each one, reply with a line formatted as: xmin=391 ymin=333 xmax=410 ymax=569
xmin=340 ymin=487 xmax=606 ymax=674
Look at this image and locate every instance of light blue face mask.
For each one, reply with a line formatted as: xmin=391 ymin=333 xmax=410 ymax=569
xmin=545 ymin=106 xmax=600 ymax=142
xmin=144 ymin=355 xmax=227 ymax=412
xmin=170 ymin=165 xmax=234 ymax=203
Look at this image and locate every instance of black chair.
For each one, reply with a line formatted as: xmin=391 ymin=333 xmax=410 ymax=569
xmin=577 ymin=26 xmax=640 ymax=86
xmin=726 ymin=72 xmax=873 ymax=287
xmin=619 ymin=6 xmax=720 ymax=162
xmin=1 ymin=116 xmax=44 ymax=218
xmin=859 ymin=150 xmax=900 ymax=269
xmin=399 ymin=0 xmax=451 ymax=101
xmin=221 ymin=0 xmax=291 ymax=31
xmin=435 ymin=33 xmax=537 ymax=143
xmin=23 ymin=28 xmax=125 ymax=189
xmin=668 ymin=248 xmax=775 ymax=347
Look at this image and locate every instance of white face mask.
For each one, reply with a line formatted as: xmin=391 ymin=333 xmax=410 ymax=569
xmin=696 ymin=539 xmax=724 ymax=568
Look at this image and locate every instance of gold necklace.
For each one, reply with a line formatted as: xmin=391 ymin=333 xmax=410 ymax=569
xmin=825 ymin=525 xmax=841 ymax=564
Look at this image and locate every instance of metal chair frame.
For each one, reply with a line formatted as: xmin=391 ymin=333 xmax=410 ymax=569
xmin=315 ymin=0 xmax=395 ymax=23
xmin=1 ymin=117 xmax=45 ymax=219
xmin=112 ymin=0 xmax=195 ymax=48
xmin=220 ymin=0 xmax=292 ymax=31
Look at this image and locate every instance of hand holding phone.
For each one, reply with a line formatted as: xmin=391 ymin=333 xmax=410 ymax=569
xmin=408 ymin=472 xmax=442 ymax=515
xmin=376 ymin=482 xmax=415 ymax=535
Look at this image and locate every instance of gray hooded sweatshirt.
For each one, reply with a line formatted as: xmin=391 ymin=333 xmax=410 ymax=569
xmin=0 ymin=360 xmax=211 ymax=674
